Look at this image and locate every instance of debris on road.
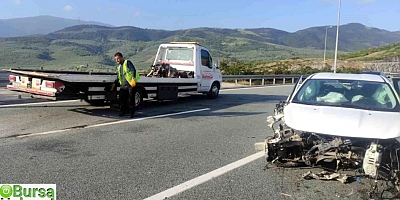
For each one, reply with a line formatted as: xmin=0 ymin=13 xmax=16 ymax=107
xmin=302 ymin=170 xmax=351 ymax=184
xmin=280 ymin=192 xmax=292 ymax=197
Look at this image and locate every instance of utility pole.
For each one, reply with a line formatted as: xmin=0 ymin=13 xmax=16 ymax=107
xmin=333 ymin=0 xmax=341 ymax=73
xmin=323 ymin=26 xmax=332 ymax=68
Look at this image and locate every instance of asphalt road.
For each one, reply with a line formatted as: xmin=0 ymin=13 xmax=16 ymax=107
xmin=0 ymin=85 xmax=395 ymax=200
xmin=0 ymin=71 xmax=9 ymax=87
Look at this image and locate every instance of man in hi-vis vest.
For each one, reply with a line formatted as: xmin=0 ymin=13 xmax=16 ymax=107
xmin=111 ymin=52 xmax=140 ymax=118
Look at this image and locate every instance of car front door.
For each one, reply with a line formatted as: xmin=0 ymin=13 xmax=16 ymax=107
xmin=393 ymin=78 xmax=400 ymax=96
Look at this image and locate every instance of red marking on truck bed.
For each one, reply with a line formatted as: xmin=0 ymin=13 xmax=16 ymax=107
xmin=7 ymin=85 xmax=55 ymax=96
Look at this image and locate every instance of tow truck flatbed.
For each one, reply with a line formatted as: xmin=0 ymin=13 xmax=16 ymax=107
xmin=6 ymin=69 xmax=200 ymax=84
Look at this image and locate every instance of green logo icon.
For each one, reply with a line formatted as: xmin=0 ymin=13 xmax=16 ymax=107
xmin=0 ymin=185 xmax=12 ymax=198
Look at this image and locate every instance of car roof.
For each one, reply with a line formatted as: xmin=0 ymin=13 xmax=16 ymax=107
xmin=309 ymin=72 xmax=386 ymax=83
xmin=360 ymin=70 xmax=385 ymax=75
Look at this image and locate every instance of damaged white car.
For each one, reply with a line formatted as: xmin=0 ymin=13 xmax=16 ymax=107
xmin=257 ymin=72 xmax=400 ymax=189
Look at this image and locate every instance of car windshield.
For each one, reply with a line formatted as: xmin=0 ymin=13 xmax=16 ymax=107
xmin=292 ymin=79 xmax=400 ymax=112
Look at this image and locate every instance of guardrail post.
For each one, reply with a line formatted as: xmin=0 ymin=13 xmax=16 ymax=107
xmin=283 ymin=78 xmax=286 ymax=84
xmin=235 ymin=79 xmax=238 ymax=86
xmin=249 ymin=79 xmax=252 ymax=86
xmin=261 ymin=79 xmax=264 ymax=85
xmin=273 ymin=78 xmax=276 ymax=85
xmin=292 ymin=78 xmax=295 ymax=84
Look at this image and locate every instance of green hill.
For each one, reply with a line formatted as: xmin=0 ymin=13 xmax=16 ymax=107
xmin=0 ymin=25 xmax=329 ymax=71
xmin=338 ymin=42 xmax=400 ymax=61
xmin=0 ymin=23 xmax=399 ymax=72
xmin=279 ymin=23 xmax=400 ymax=51
xmin=221 ymin=42 xmax=400 ymax=76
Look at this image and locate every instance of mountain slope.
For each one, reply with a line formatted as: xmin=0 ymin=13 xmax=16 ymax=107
xmin=338 ymin=42 xmax=400 ymax=61
xmin=280 ymin=23 xmax=400 ymax=51
xmin=0 ymin=15 xmax=112 ymax=37
xmin=248 ymin=42 xmax=400 ymax=75
xmin=48 ymin=25 xmax=182 ymax=41
xmin=0 ymin=25 xmax=328 ymax=71
xmin=1 ymin=23 xmax=400 ymax=72
xmin=1 ymin=15 xmax=399 ymax=52
xmin=48 ymin=23 xmax=400 ymax=52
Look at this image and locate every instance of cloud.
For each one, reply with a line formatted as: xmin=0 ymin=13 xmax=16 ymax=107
xmin=358 ymin=0 xmax=376 ymax=4
xmin=12 ymin=0 xmax=21 ymax=5
xmin=64 ymin=5 xmax=73 ymax=12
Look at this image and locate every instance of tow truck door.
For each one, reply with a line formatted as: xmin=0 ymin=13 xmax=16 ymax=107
xmin=199 ymin=47 xmax=214 ymax=91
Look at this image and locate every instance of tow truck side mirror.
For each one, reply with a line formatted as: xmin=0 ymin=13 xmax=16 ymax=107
xmin=214 ymin=61 xmax=220 ymax=69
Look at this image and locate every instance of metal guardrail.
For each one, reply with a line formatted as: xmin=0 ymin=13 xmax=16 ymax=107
xmin=387 ymin=72 xmax=400 ymax=77
xmin=222 ymin=74 xmax=308 ymax=86
xmin=222 ymin=72 xmax=400 ymax=86
xmin=222 ymin=74 xmax=305 ymax=79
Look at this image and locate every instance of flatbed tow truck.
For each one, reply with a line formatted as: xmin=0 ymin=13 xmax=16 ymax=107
xmin=5 ymin=42 xmax=222 ymax=107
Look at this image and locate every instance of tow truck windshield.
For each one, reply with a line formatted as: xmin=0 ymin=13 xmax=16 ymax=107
xmin=156 ymin=47 xmax=194 ymax=62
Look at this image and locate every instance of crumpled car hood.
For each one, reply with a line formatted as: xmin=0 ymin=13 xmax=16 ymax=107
xmin=284 ymin=103 xmax=400 ymax=139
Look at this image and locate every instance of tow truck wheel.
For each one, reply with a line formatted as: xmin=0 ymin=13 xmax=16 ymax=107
xmin=134 ymin=89 xmax=143 ymax=108
xmin=207 ymin=82 xmax=220 ymax=99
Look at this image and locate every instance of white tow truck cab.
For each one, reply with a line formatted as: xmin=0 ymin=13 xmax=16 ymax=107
xmin=6 ymin=42 xmax=222 ymax=107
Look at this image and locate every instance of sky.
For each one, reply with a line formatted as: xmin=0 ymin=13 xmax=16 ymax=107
xmin=0 ymin=0 xmax=399 ymax=32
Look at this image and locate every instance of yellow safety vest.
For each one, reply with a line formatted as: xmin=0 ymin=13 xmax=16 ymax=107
xmin=117 ymin=59 xmax=140 ymax=87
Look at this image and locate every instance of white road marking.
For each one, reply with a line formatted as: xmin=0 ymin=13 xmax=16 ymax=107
xmin=220 ymin=84 xmax=292 ymax=91
xmin=16 ymin=108 xmax=210 ymax=138
xmin=0 ymin=100 xmax=80 ymax=108
xmin=143 ymin=151 xmax=265 ymax=200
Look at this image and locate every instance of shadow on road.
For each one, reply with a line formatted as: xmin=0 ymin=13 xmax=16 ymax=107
xmin=0 ymin=71 xmax=11 ymax=88
xmin=66 ymin=93 xmax=288 ymax=119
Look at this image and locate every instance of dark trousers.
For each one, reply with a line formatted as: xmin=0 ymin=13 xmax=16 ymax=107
xmin=119 ymin=86 xmax=136 ymax=114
